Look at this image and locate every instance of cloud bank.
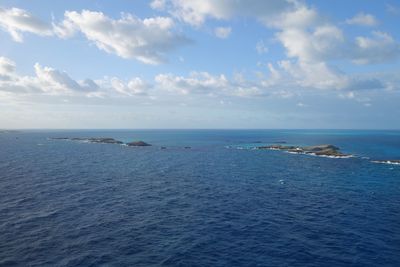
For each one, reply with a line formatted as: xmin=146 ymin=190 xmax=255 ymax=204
xmin=0 ymin=3 xmax=399 ymax=104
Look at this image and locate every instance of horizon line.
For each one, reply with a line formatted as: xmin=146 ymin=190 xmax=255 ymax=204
xmin=2 ymin=128 xmax=400 ymax=131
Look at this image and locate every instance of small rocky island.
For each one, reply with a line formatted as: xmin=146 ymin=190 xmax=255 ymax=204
xmin=51 ymin=137 xmax=123 ymax=144
xmin=126 ymin=141 xmax=151 ymax=146
xmin=258 ymin=144 xmax=351 ymax=158
xmin=50 ymin=137 xmax=151 ymax=147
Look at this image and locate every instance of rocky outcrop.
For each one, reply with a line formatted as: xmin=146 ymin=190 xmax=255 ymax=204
xmin=51 ymin=137 xmax=154 ymax=147
xmin=126 ymin=141 xmax=152 ymax=146
xmin=258 ymin=144 xmax=350 ymax=158
xmin=86 ymin=138 xmax=123 ymax=144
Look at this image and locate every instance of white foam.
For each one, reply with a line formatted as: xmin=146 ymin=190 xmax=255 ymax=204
xmin=308 ymin=153 xmax=354 ymax=159
xmin=371 ymin=160 xmax=400 ymax=165
xmin=284 ymin=150 xmax=354 ymax=158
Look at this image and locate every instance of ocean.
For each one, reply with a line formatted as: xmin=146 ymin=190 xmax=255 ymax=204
xmin=0 ymin=130 xmax=399 ymax=266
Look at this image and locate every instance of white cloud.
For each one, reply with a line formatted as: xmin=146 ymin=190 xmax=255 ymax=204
xmin=0 ymin=59 xmax=102 ymax=95
xmin=214 ymin=26 xmax=231 ymax=39
xmin=152 ymin=64 xmax=393 ymax=98
xmin=0 ymin=57 xmax=41 ymax=93
xmin=52 ymin=17 xmax=76 ymax=38
xmin=0 ymin=56 xmax=16 ymax=81
xmin=266 ymin=5 xmax=319 ymax=29
xmin=155 ymin=72 xmax=229 ymax=95
xmin=154 ymin=72 xmax=267 ymax=97
xmin=155 ymin=0 xmax=396 ymax=91
xmin=338 ymin=91 xmax=373 ymax=106
xmin=353 ymin=31 xmax=400 ymax=64
xmin=265 ymin=4 xmax=400 ymax=90
xmin=54 ymin=10 xmax=191 ymax=64
xmin=339 ymin=91 xmax=355 ymax=99
xmin=150 ymin=0 xmax=167 ymax=10
xmin=4 ymin=56 xmax=269 ymax=99
xmin=34 ymin=63 xmax=99 ymax=93
xmin=0 ymin=7 xmax=52 ymax=42
xmin=0 ymin=50 xmax=395 ymax=103
xmin=0 ymin=56 xmax=151 ymax=96
xmin=272 ymin=6 xmax=400 ymax=65
xmin=297 ymin=102 xmax=307 ymax=107
xmin=276 ymin=24 xmax=345 ymax=63
xmin=259 ymin=63 xmax=282 ymax=87
xmin=278 ymin=60 xmax=349 ymax=90
xmin=346 ymin=13 xmax=378 ymax=26
xmin=275 ymin=59 xmax=391 ymax=91
xmin=0 ymin=6 xmax=190 ymax=64
xmin=109 ymin=77 xmax=150 ymax=96
xmin=0 ymin=57 xmax=16 ymax=73
xmin=153 ymin=0 xmax=400 ymax=68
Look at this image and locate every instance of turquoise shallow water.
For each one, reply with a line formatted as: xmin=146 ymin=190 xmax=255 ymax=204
xmin=0 ymin=130 xmax=399 ymax=266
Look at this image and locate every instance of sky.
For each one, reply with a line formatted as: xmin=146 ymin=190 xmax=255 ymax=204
xmin=0 ymin=0 xmax=400 ymax=129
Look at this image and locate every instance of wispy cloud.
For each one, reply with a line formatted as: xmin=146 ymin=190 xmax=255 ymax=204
xmin=346 ymin=12 xmax=379 ymax=26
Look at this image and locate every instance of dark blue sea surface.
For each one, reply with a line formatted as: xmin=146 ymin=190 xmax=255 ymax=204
xmin=0 ymin=130 xmax=399 ymax=266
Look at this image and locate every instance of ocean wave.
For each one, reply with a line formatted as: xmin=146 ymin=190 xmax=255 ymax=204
xmin=280 ymin=149 xmax=354 ymax=159
xmin=371 ymin=160 xmax=400 ymax=165
xmin=306 ymin=153 xmax=354 ymax=159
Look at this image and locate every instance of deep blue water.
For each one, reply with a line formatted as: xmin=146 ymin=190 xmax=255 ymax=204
xmin=0 ymin=129 xmax=399 ymax=267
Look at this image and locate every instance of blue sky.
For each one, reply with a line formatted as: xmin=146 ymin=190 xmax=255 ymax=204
xmin=0 ymin=0 xmax=399 ymax=129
